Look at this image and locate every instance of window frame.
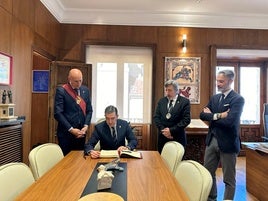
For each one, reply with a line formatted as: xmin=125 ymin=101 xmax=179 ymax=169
xmin=85 ymin=44 xmax=155 ymax=123
xmin=216 ymin=59 xmax=266 ymax=125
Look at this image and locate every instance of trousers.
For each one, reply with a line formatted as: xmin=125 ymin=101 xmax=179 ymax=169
xmin=204 ymin=137 xmax=237 ymax=201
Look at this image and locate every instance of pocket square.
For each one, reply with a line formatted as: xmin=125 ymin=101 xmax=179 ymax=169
xmin=224 ymin=104 xmax=230 ymax=107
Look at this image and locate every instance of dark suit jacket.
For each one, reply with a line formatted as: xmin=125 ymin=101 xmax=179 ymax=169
xmin=153 ymin=95 xmax=191 ymax=146
xmin=200 ymin=90 xmax=244 ymax=153
xmin=54 ymin=84 xmax=93 ymax=137
xmin=84 ymin=119 xmax=138 ymax=153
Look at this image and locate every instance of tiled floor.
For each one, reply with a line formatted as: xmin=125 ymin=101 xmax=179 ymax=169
xmin=216 ymin=156 xmax=259 ymax=201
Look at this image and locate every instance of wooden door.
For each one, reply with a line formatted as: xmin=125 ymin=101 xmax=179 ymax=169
xmin=31 ymin=53 xmax=51 ymax=149
xmin=48 ymin=61 xmax=92 ymax=143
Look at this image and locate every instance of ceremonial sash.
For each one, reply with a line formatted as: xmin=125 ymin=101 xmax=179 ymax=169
xmin=63 ymin=84 xmax=86 ymax=116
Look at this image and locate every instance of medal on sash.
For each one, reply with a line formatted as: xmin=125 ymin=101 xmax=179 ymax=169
xmin=76 ymin=96 xmax=81 ymax=104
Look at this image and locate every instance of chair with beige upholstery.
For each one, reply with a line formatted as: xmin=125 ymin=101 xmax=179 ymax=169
xmin=174 ymin=160 xmax=212 ymax=201
xmin=29 ymin=143 xmax=64 ymax=180
xmin=0 ymin=162 xmax=35 ymax=201
xmin=161 ymin=141 xmax=185 ymax=173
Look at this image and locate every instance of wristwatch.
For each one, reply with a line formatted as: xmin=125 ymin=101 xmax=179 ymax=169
xmin=216 ymin=113 xmax=222 ymax=119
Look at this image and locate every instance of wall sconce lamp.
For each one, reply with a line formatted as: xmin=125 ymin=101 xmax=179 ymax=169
xmin=182 ymin=34 xmax=187 ymax=53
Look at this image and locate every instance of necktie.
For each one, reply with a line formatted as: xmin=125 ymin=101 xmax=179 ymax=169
xmin=75 ymin=88 xmax=80 ymax=96
xmin=111 ymin=127 xmax=117 ymax=144
xmin=219 ymin=94 xmax=225 ymax=105
xmin=168 ymin=100 xmax=173 ymax=110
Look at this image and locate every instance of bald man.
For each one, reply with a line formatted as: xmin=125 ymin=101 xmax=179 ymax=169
xmin=54 ymin=68 xmax=93 ymax=155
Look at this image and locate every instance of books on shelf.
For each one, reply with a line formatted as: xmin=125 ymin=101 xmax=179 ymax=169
xmin=100 ymin=150 xmax=142 ymax=159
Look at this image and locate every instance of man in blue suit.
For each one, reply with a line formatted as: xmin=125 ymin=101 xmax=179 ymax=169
xmin=200 ymin=69 xmax=244 ymax=201
xmin=84 ymin=105 xmax=137 ymax=158
xmin=54 ymin=68 xmax=93 ymax=156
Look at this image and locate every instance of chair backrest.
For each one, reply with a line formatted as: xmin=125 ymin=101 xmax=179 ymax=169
xmin=161 ymin=141 xmax=185 ymax=173
xmin=174 ymin=160 xmax=212 ymax=201
xmin=29 ymin=143 xmax=64 ymax=180
xmin=0 ymin=162 xmax=35 ymax=201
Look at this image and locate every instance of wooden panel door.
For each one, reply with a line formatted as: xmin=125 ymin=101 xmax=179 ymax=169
xmin=48 ymin=61 xmax=92 ymax=143
xmin=31 ymin=53 xmax=51 ymax=149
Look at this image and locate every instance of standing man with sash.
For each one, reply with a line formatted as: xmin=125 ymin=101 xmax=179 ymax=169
xmin=154 ymin=80 xmax=191 ymax=153
xmin=54 ymin=68 xmax=93 ymax=155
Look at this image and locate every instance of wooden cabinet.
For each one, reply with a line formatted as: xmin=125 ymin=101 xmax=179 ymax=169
xmin=244 ymin=145 xmax=268 ymax=201
xmin=0 ymin=120 xmax=24 ymax=166
xmin=184 ymin=127 xmax=208 ymax=164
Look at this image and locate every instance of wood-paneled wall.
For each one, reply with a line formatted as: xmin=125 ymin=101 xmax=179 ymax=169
xmin=2 ymin=0 xmax=268 ymax=160
xmin=0 ymin=0 xmax=60 ymax=162
xmin=58 ymin=25 xmax=268 ymax=117
xmin=58 ymin=25 xmax=268 ymax=149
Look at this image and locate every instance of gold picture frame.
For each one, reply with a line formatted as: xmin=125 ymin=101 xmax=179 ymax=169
xmin=165 ymin=57 xmax=201 ymax=104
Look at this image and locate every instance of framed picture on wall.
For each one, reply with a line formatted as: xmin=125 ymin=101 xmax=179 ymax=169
xmin=32 ymin=70 xmax=50 ymax=93
xmin=165 ymin=57 xmax=201 ymax=104
xmin=0 ymin=52 xmax=12 ymax=85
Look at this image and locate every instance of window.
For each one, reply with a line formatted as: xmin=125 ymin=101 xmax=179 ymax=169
xmin=216 ymin=63 xmax=262 ymax=124
xmin=86 ymin=45 xmax=152 ymax=123
xmin=240 ymin=67 xmax=260 ymax=124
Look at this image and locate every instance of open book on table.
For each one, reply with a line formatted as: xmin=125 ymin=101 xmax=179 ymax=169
xmin=100 ymin=150 xmax=142 ymax=159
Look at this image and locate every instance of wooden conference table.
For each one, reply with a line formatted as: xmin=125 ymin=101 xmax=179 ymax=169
xmin=15 ymin=151 xmax=189 ymax=201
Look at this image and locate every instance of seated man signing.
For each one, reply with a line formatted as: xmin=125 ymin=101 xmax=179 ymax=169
xmin=84 ymin=105 xmax=138 ymax=158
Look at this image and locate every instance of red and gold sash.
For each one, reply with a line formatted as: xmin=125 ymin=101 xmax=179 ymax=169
xmin=63 ymin=84 xmax=86 ymax=116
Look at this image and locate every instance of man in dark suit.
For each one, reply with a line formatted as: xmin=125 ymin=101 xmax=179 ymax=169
xmin=154 ymin=80 xmax=191 ymax=153
xmin=54 ymin=68 xmax=93 ymax=156
xmin=84 ymin=105 xmax=137 ymax=158
xmin=200 ymin=69 xmax=244 ymax=201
